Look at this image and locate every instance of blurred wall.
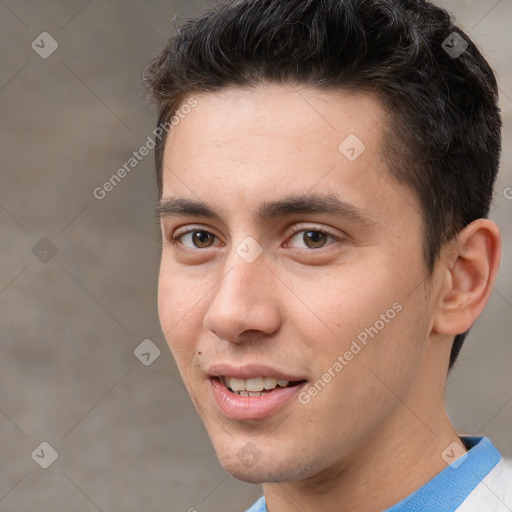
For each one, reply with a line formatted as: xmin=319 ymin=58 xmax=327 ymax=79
xmin=0 ymin=1 xmax=510 ymax=510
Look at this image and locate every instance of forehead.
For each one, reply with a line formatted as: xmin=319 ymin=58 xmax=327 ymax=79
xmin=160 ymin=85 xmax=419 ymax=227
xmin=165 ymin=86 xmax=386 ymax=164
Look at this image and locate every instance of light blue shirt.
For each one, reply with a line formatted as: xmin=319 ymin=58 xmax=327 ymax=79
xmin=245 ymin=436 xmax=504 ymax=512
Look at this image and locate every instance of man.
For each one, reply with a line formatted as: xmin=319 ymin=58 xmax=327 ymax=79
xmin=145 ymin=0 xmax=511 ymax=510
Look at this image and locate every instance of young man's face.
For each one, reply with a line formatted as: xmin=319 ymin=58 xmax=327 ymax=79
xmin=157 ymin=86 xmax=444 ymax=483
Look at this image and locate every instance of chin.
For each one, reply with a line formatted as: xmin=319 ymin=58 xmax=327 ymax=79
xmin=213 ymin=445 xmax=270 ymax=483
xmin=216 ymin=448 xmax=318 ymax=484
xmin=224 ymin=465 xmax=271 ymax=484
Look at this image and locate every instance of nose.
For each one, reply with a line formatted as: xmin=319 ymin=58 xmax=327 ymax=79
xmin=203 ymin=244 xmax=281 ymax=344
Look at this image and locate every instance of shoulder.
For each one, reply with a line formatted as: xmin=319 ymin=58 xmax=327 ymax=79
xmin=456 ymin=457 xmax=512 ymax=511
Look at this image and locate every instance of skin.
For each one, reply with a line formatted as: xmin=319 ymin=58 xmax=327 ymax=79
xmin=157 ymin=85 xmax=501 ymax=511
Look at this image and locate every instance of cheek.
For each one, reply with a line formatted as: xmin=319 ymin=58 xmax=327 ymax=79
xmin=157 ymin=264 xmax=177 ymax=338
xmin=157 ymin=258 xmax=204 ymax=364
xmin=291 ymin=262 xmax=402 ymax=352
xmin=293 ymin=257 xmax=426 ymax=400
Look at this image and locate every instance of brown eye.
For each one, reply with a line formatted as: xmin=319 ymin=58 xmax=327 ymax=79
xmin=175 ymin=230 xmax=217 ymax=249
xmin=192 ymin=231 xmax=215 ymax=248
xmin=303 ymin=231 xmax=329 ymax=248
xmin=289 ymin=229 xmax=337 ymax=249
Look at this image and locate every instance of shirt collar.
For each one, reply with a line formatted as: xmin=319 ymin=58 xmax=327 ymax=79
xmin=246 ymin=437 xmax=502 ymax=512
xmin=385 ymin=436 xmax=502 ymax=512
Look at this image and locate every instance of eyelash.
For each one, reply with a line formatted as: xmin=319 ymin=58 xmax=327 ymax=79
xmin=169 ymin=225 xmax=340 ymax=251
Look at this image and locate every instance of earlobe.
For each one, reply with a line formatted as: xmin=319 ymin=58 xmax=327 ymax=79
xmin=432 ymin=219 xmax=502 ymax=336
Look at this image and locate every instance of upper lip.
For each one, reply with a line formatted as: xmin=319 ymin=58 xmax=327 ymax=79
xmin=206 ymin=363 xmax=307 ymax=382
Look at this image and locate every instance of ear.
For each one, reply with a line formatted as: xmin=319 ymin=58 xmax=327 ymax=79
xmin=432 ymin=219 xmax=502 ymax=336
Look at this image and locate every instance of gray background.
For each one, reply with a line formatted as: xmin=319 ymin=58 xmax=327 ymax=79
xmin=0 ymin=1 xmax=510 ymax=511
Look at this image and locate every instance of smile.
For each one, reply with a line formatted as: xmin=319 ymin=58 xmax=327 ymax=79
xmin=210 ymin=375 xmax=307 ymax=420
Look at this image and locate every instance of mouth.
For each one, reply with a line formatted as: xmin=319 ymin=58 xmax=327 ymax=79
xmin=208 ymin=369 xmax=308 ymax=421
xmin=214 ymin=375 xmax=306 ymax=397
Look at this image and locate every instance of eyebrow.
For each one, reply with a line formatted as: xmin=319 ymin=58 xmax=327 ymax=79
xmin=155 ymin=192 xmax=376 ymax=227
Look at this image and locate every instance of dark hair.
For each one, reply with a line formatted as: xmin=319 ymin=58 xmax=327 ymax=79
xmin=144 ymin=0 xmax=501 ymax=370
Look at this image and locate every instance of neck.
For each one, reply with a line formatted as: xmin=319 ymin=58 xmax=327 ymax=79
xmin=262 ymin=350 xmax=464 ymax=511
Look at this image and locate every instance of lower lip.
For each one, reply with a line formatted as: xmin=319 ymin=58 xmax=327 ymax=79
xmin=210 ymin=378 xmax=307 ymax=421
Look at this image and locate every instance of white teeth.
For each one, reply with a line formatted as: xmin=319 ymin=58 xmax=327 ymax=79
xmin=264 ymin=377 xmax=278 ymax=390
xmin=223 ymin=376 xmax=292 ymax=393
xmin=229 ymin=378 xmax=246 ymax=392
xmin=246 ymin=377 xmax=265 ymax=392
